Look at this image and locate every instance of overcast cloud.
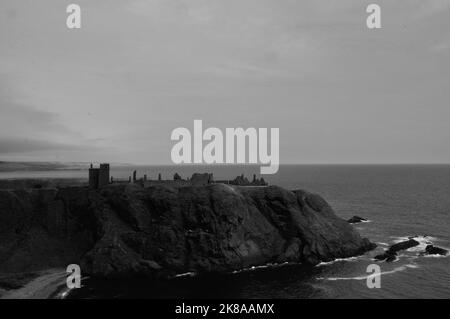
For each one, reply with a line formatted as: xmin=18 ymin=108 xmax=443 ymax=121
xmin=1 ymin=0 xmax=449 ymax=164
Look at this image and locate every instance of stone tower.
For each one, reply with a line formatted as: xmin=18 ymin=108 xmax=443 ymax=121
xmin=89 ymin=163 xmax=110 ymax=188
xmin=99 ymin=163 xmax=110 ymax=187
xmin=88 ymin=163 xmax=99 ymax=188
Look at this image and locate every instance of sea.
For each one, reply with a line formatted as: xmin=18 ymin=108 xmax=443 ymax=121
xmin=1 ymin=164 xmax=449 ymax=298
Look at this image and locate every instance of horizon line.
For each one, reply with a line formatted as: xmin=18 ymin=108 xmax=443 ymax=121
xmin=2 ymin=161 xmax=450 ymax=166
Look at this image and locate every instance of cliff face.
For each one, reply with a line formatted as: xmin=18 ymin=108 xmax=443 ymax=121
xmin=0 ymin=184 xmax=375 ymax=278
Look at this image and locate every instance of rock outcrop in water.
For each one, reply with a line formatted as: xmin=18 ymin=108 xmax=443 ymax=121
xmin=423 ymin=245 xmax=448 ymax=256
xmin=347 ymin=216 xmax=368 ymax=224
xmin=374 ymin=239 xmax=420 ymax=262
xmin=0 ymin=184 xmax=376 ymax=278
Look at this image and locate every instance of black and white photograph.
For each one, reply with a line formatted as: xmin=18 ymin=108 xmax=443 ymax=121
xmin=0 ymin=0 xmax=449 ymax=307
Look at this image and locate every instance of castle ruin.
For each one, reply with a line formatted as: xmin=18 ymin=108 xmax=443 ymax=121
xmin=89 ymin=163 xmax=267 ymax=188
xmin=88 ymin=163 xmax=110 ymax=188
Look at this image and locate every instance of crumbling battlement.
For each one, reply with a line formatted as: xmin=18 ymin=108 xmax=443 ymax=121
xmin=96 ymin=164 xmax=268 ymax=188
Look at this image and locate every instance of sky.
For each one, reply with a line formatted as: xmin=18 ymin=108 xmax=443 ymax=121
xmin=1 ymin=0 xmax=449 ymax=164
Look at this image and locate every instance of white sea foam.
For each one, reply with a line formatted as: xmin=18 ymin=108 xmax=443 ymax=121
xmin=231 ymin=262 xmax=291 ymax=274
xmin=390 ymin=235 xmax=435 ymax=253
xmin=392 ymin=235 xmax=436 ymax=244
xmin=174 ymin=272 xmax=196 ymax=278
xmin=60 ymin=290 xmax=69 ymax=298
xmin=317 ymin=264 xmax=419 ymax=281
xmin=58 ymin=275 xmax=89 ymax=299
xmin=384 ymin=235 xmax=449 ymax=261
xmin=423 ymin=252 xmax=449 ymax=258
xmin=317 ymin=256 xmax=360 ymax=266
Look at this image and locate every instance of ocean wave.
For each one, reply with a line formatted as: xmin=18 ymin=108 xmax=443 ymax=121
xmin=377 ymin=242 xmax=389 ymax=246
xmin=391 ymin=235 xmax=436 ymax=243
xmin=58 ymin=275 xmax=90 ymax=299
xmin=317 ymin=256 xmax=361 ymax=266
xmin=58 ymin=288 xmax=71 ymax=299
xmin=231 ymin=262 xmax=291 ymax=274
xmin=233 ymin=256 xmax=366 ymax=273
xmin=174 ymin=272 xmax=196 ymax=278
xmin=390 ymin=235 xmax=435 ymax=252
xmin=316 ymin=264 xmax=419 ymax=281
xmin=378 ymin=235 xmax=449 ymax=262
xmin=422 ymin=253 xmax=449 ymax=258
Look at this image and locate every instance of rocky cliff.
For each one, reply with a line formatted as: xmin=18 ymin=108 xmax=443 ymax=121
xmin=0 ymin=184 xmax=375 ymax=278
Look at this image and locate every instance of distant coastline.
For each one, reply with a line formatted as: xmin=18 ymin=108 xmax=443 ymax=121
xmin=0 ymin=161 xmax=135 ymax=173
xmin=2 ymin=161 xmax=450 ymax=172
